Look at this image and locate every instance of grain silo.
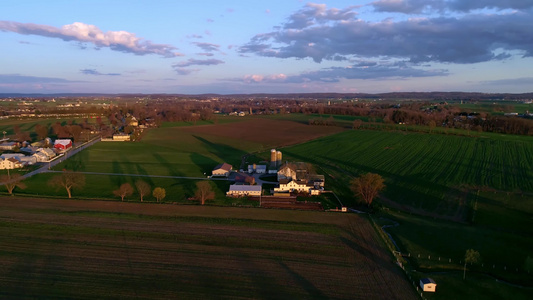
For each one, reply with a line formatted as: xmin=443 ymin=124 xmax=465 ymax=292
xmin=276 ymin=151 xmax=282 ymax=166
xmin=270 ymin=149 xmax=277 ymax=167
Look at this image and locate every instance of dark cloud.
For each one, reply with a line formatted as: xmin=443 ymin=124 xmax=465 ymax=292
xmin=174 ymin=68 xmax=200 ymax=75
xmin=193 ymin=42 xmax=220 ymax=52
xmin=173 ymin=58 xmax=225 ymax=68
xmin=240 ymin=4 xmax=533 ymax=65
xmin=236 ymin=62 xmax=447 ymax=84
xmin=0 ymin=20 xmax=182 ymax=57
xmin=283 ymin=3 xmax=359 ymax=29
xmin=0 ymin=74 xmax=76 ymax=83
xmin=80 ymin=69 xmax=121 ymax=76
xmin=371 ymin=0 xmax=533 ymax=13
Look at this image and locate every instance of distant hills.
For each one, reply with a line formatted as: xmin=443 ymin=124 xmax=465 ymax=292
xmin=1 ymin=92 xmax=532 ymax=100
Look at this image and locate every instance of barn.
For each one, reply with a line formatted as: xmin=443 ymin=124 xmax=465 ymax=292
xmin=212 ymin=163 xmax=232 ymax=177
xmin=54 ymin=139 xmax=72 ymax=151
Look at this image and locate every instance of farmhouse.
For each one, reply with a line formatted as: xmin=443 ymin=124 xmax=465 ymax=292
xmin=0 ymin=157 xmax=23 ymax=169
xmin=54 ymin=139 xmax=72 ymax=151
xmin=275 ymin=162 xmax=325 ymax=195
xmin=226 ymin=184 xmax=262 ymax=197
xmin=1 ymin=153 xmax=36 ymax=165
xmin=274 ymin=179 xmax=322 ymax=195
xmin=419 ymin=278 xmax=437 ymax=292
xmin=212 ymin=163 xmax=232 ymax=177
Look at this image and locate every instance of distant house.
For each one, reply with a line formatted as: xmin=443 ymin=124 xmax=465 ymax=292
xmin=420 ymin=278 xmax=437 ymax=292
xmin=54 ymin=139 xmax=72 ymax=151
xmin=0 ymin=157 xmax=24 ymax=169
xmin=212 ymin=163 xmax=232 ymax=177
xmin=1 ymin=153 xmax=36 ymax=165
xmin=227 ymin=184 xmax=262 ymax=197
xmin=0 ymin=141 xmax=19 ymax=151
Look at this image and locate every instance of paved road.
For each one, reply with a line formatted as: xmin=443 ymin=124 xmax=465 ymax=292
xmin=41 ymin=170 xmax=229 ymax=181
xmin=20 ymin=137 xmax=102 ymax=180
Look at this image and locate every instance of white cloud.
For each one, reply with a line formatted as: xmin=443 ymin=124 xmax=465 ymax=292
xmin=0 ymin=20 xmax=182 ymax=57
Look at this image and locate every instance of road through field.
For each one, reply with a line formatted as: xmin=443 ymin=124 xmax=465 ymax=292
xmin=0 ymin=197 xmax=417 ymax=299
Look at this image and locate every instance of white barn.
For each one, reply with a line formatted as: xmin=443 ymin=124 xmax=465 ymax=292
xmin=226 ymin=185 xmax=262 ymax=197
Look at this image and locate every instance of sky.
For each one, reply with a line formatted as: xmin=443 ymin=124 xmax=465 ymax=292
xmin=1 ymin=0 xmax=533 ymax=94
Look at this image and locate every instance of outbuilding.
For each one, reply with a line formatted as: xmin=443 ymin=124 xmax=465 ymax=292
xmin=212 ymin=163 xmax=232 ymax=177
xmin=420 ymin=278 xmax=437 ymax=292
xmin=54 ymin=139 xmax=72 ymax=151
xmin=226 ymin=184 xmax=262 ymax=197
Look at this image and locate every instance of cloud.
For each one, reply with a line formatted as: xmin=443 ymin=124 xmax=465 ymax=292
xmin=193 ymin=42 xmax=220 ymax=52
xmin=0 ymin=74 xmax=76 ymax=84
xmin=237 ymin=62 xmax=447 ymax=84
xmin=173 ymin=58 xmax=225 ymax=68
xmin=207 ymin=18 xmax=214 ymax=23
xmin=174 ymin=68 xmax=200 ymax=75
xmin=80 ymin=69 xmax=121 ymax=76
xmin=0 ymin=20 xmax=182 ymax=57
xmin=197 ymin=52 xmax=214 ymax=56
xmin=187 ymin=34 xmax=203 ymax=39
xmin=240 ymin=3 xmax=533 ymax=64
xmin=370 ymin=0 xmax=533 ymax=13
xmin=480 ymin=77 xmax=533 ymax=86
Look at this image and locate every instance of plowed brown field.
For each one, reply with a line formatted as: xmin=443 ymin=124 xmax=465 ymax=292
xmin=181 ymin=118 xmax=345 ymax=147
xmin=0 ymin=197 xmax=416 ymax=299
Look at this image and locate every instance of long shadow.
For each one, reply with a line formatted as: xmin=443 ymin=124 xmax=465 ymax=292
xmin=111 ymin=160 xmax=124 ymax=186
xmin=190 ymin=152 xmax=219 ymax=176
xmin=277 ymin=260 xmax=327 ymax=299
xmin=192 ymin=135 xmax=247 ymax=167
xmin=135 ymin=164 xmax=154 ymax=186
xmin=152 ymin=152 xmax=185 ymax=177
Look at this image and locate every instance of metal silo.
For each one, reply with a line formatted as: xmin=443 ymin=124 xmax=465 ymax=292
xmin=270 ymin=149 xmax=277 ymax=167
xmin=276 ymin=151 xmax=282 ymax=166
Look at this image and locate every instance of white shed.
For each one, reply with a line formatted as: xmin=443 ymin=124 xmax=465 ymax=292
xmin=420 ymin=278 xmax=436 ymax=292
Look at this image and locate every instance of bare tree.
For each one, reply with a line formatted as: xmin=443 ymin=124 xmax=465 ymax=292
xmin=135 ymin=180 xmax=150 ymax=202
xmin=463 ymin=249 xmax=481 ymax=280
xmin=195 ymin=181 xmax=215 ymax=205
xmin=350 ymin=173 xmax=385 ymax=207
xmin=35 ymin=124 xmax=49 ymax=140
xmin=152 ymin=187 xmax=166 ymax=202
xmin=113 ymin=183 xmax=133 ymax=201
xmin=1 ymin=170 xmax=26 ymax=195
xmin=48 ymin=170 xmax=86 ymax=198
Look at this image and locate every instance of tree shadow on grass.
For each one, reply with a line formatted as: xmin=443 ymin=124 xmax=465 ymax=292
xmin=190 ymin=153 xmax=219 ymax=177
xmin=277 ymin=260 xmax=327 ymax=299
xmin=192 ymin=135 xmax=246 ymax=167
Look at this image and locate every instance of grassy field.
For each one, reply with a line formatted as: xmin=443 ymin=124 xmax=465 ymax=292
xmin=12 ymin=117 xmax=343 ymax=202
xmin=279 ymin=129 xmax=533 ymax=214
xmin=0 ymin=197 xmax=416 ymax=300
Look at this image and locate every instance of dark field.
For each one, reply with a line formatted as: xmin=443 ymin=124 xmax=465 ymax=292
xmin=0 ymin=197 xmax=416 ymax=299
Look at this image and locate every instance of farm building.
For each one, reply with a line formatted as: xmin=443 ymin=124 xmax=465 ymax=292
xmin=37 ymin=148 xmax=56 ymax=159
xmin=420 ymin=278 xmax=437 ymax=292
xmin=1 ymin=154 xmax=36 ymax=165
xmin=212 ymin=163 xmax=232 ymax=177
xmin=0 ymin=157 xmax=24 ymax=169
xmin=247 ymin=164 xmax=267 ymax=174
xmin=226 ymin=184 xmax=262 ymax=197
xmin=0 ymin=142 xmax=19 ymax=151
xmin=274 ymin=179 xmax=322 ymax=195
xmin=113 ymin=133 xmax=131 ymax=141
xmin=54 ymin=139 xmax=72 ymax=151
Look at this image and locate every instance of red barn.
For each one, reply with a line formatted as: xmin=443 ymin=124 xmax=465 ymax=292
xmin=54 ymin=139 xmax=72 ymax=151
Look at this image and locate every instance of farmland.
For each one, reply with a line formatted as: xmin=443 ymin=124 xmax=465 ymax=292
xmin=0 ymin=197 xmax=416 ymax=300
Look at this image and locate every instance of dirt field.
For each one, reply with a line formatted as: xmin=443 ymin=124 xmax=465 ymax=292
xmin=0 ymin=197 xmax=417 ymax=299
xmin=181 ymin=118 xmax=345 ymax=148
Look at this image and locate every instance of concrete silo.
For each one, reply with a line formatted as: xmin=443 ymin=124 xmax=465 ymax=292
xmin=270 ymin=149 xmax=277 ymax=168
xmin=276 ymin=151 xmax=282 ymax=167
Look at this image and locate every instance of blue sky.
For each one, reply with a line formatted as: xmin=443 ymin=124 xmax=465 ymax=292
xmin=1 ymin=0 xmax=533 ymax=94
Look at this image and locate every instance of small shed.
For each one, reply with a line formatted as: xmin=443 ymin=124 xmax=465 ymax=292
xmin=420 ymin=278 xmax=436 ymax=292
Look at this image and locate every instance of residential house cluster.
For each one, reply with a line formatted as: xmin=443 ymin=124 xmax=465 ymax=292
xmin=274 ymin=162 xmax=324 ymax=196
